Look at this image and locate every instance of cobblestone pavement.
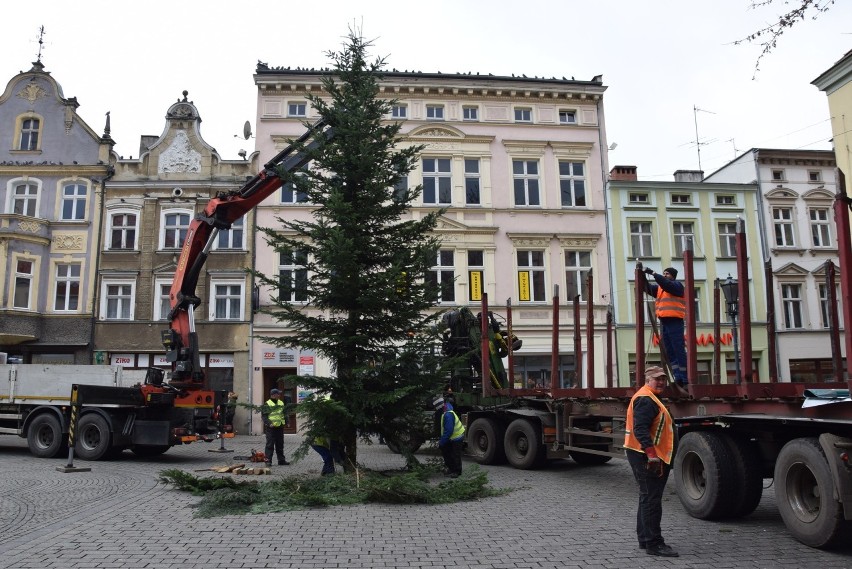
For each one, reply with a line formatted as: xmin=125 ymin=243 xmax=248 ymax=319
xmin=1 ymin=434 xmax=850 ymax=569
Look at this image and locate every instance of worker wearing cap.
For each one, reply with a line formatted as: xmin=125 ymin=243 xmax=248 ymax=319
xmin=624 ymin=366 xmax=678 ymax=557
xmin=262 ymin=388 xmax=289 ymax=466
xmin=643 ymin=266 xmax=688 ymax=387
xmin=436 ymin=397 xmax=465 ymax=478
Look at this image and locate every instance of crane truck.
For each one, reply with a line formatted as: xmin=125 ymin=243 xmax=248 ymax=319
xmin=0 ymin=120 xmax=332 ymax=461
xmin=439 ymin=190 xmax=852 ymax=549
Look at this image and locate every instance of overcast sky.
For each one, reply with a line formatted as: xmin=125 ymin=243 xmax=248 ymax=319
xmin=2 ymin=0 xmax=849 ymax=181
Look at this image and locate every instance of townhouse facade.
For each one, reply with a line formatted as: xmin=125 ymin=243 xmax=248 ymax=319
xmin=705 ymin=148 xmax=843 ymax=381
xmin=607 ymin=166 xmax=769 ymax=385
xmin=91 ymin=92 xmax=259 ymax=432
xmin=813 ymin=49 xmax=852 ymax=202
xmin=0 ymin=60 xmax=112 ymax=364
xmin=249 ymin=66 xmax=612 ymax=432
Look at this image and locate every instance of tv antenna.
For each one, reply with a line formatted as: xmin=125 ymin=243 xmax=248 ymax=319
xmin=693 ymin=105 xmax=716 ymax=172
xmin=36 ymin=26 xmax=46 ymax=63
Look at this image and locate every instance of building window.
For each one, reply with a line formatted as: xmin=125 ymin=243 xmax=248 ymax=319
xmin=103 ymin=281 xmax=135 ymax=320
xmin=391 ymin=104 xmax=407 ymax=118
xmin=514 ymin=108 xmax=532 ymax=122
xmin=281 ymin=182 xmax=309 ymax=204
xmin=558 ymin=110 xmax=576 ymax=124
xmin=211 ymin=281 xmax=244 ymax=321
xmin=514 ymin=355 xmax=577 ymax=389
xmin=155 ymin=279 xmax=172 ymax=321
xmin=10 ymin=182 xmax=39 ymax=216
xmin=464 ymin=159 xmax=480 ymax=205
xmin=673 ymin=222 xmax=694 ymax=257
xmin=61 ymin=183 xmax=87 ymax=220
xmin=392 ymin=174 xmax=408 ymax=203
xmin=559 ymin=161 xmax=586 ymax=207
xmin=279 ymin=249 xmax=309 ymax=302
xmin=468 ymin=250 xmax=484 ymax=302
xmin=54 ymin=264 xmax=81 ymax=312
xmin=517 ymin=250 xmax=546 ymax=302
xmin=772 ymin=169 xmax=785 ymax=182
xmin=809 ymin=170 xmax=822 ymax=182
xmin=161 ymin=210 xmax=191 ymax=249
xmin=565 ymin=250 xmax=591 ymax=301
xmin=426 ymin=105 xmax=444 ymax=120
xmin=671 ymin=194 xmax=691 ymax=205
xmin=422 ymin=158 xmax=452 ymax=205
xmin=809 ymin=208 xmax=832 ymax=247
xmin=629 ymin=221 xmax=653 ymax=257
xmin=288 ymin=102 xmax=306 ymax=117
xmin=628 ymin=192 xmax=649 ymax=204
xmin=462 ymin=106 xmax=478 ymax=121
xmin=513 ymin=160 xmax=540 ymax=206
xmin=108 ymin=212 xmax=138 ymax=250
xmin=426 ymin=250 xmax=455 ymax=303
xmin=13 ymin=259 xmax=34 ymax=309
xmin=718 ymin=222 xmax=737 ymax=257
xmin=715 ymin=194 xmax=736 ymax=206
xmin=781 ymin=283 xmax=803 ymax=329
xmin=18 ymin=117 xmax=40 ymax=151
xmin=818 ymin=283 xmax=843 ymax=329
xmin=216 ymin=216 xmax=244 ymax=250
xmin=773 ymin=207 xmax=795 ymax=247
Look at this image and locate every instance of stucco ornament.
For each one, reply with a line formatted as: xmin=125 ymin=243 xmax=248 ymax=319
xmin=53 ymin=234 xmax=84 ymax=250
xmin=18 ymin=220 xmax=43 ymax=233
xmin=158 ymin=131 xmax=201 ymax=173
xmin=17 ymin=82 xmax=47 ymax=104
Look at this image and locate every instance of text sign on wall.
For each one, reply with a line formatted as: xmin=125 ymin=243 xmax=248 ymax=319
xmin=518 ymin=271 xmax=531 ymax=301
xmin=299 ymin=355 xmax=315 ymax=376
xmin=208 ymin=354 xmax=234 ymax=368
xmin=111 ymin=353 xmax=135 ymax=367
xmin=469 ymin=270 xmax=482 ymax=301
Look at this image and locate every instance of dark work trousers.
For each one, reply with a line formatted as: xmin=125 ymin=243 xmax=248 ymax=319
xmin=265 ymin=425 xmax=286 ymax=463
xmin=441 ymin=438 xmax=464 ymax=475
xmin=311 ymin=444 xmax=335 ymax=475
xmin=660 ymin=317 xmax=687 ymax=385
xmin=626 ymin=449 xmax=671 ymax=548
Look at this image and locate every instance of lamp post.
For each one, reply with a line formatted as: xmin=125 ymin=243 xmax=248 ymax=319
xmin=719 ymin=275 xmax=742 ymax=384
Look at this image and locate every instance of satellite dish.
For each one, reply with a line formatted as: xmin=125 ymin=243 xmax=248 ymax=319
xmin=242 ymin=121 xmax=253 ymax=140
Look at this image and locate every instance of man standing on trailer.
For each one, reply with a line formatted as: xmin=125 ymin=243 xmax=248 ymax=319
xmin=624 ymin=365 xmax=678 ymax=557
xmin=644 ymin=266 xmax=688 ymax=387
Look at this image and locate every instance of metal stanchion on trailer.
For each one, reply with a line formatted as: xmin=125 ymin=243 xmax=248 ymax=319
xmin=56 ymin=384 xmax=91 ymax=473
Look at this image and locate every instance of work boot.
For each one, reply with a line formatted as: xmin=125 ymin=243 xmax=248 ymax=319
xmin=646 ymin=544 xmax=678 ymax=557
xmin=279 ymin=459 xmax=290 ymax=465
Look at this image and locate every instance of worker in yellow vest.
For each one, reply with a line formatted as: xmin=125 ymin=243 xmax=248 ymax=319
xmin=435 ymin=396 xmax=465 ymax=478
xmin=624 ymin=366 xmax=678 ymax=557
xmin=262 ymin=388 xmax=289 ymax=466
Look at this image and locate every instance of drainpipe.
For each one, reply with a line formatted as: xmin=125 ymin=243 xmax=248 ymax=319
xmin=89 ymin=164 xmax=114 ymax=364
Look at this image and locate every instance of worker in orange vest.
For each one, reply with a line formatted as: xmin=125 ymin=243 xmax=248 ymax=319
xmin=644 ymin=267 xmax=688 ymax=387
xmin=624 ymin=365 xmax=679 ymax=557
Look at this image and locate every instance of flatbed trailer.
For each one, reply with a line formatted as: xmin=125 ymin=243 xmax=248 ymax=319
xmin=456 ymin=185 xmax=852 ymax=549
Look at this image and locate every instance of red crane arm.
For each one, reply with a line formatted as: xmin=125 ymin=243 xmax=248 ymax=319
xmin=162 ymin=119 xmax=330 ymax=386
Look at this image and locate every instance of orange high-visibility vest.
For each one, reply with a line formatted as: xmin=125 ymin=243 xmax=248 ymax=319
xmin=656 ymin=287 xmax=686 ymax=319
xmin=624 ymin=385 xmax=675 ymax=464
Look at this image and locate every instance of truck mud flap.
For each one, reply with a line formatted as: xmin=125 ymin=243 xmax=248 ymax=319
xmin=131 ymin=420 xmax=171 ymax=446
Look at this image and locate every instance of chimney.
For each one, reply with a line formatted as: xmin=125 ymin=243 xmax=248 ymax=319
xmin=610 ymin=165 xmax=637 ymax=181
xmin=673 ymin=169 xmax=704 ymax=182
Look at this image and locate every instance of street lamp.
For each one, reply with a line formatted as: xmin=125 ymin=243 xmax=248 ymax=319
xmin=719 ymin=275 xmax=742 ymax=384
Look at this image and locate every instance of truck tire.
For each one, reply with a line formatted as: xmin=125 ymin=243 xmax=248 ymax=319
xmin=774 ymin=437 xmax=851 ymax=548
xmin=504 ymin=418 xmax=544 ymax=470
xmin=76 ymin=414 xmax=112 ymax=461
xmin=674 ymin=431 xmax=737 ymax=519
xmin=131 ymin=445 xmax=170 ymax=457
xmin=467 ymin=418 xmax=506 ymax=465
xmin=721 ymin=434 xmax=764 ymax=518
xmin=27 ymin=414 xmax=64 ymax=458
xmin=385 ymin=433 xmax=424 ymax=455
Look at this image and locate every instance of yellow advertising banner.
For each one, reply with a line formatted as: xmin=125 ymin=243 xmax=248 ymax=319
xmin=469 ymin=271 xmax=482 ymax=301
xmin=518 ymin=271 xmax=531 ymax=301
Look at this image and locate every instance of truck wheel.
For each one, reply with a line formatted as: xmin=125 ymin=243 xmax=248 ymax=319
xmin=76 ymin=414 xmax=112 ymax=461
xmin=467 ymin=418 xmax=506 ymax=465
xmin=774 ymin=437 xmax=850 ymax=548
xmin=385 ymin=432 xmax=424 ymax=455
xmin=674 ymin=431 xmax=736 ymax=519
xmin=569 ymin=449 xmax=613 ymax=465
xmin=27 ymin=414 xmax=64 ymax=458
xmin=131 ymin=445 xmax=170 ymax=457
xmin=504 ymin=418 xmax=543 ymax=470
xmin=722 ymin=434 xmax=764 ymax=518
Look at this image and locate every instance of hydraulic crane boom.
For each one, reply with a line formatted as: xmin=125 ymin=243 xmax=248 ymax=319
xmin=162 ymin=119 xmax=332 ymax=387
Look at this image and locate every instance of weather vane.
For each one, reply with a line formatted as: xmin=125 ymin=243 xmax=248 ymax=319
xmin=36 ymin=26 xmax=45 ymax=63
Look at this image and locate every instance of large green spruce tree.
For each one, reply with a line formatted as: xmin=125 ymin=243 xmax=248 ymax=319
xmin=254 ymin=32 xmax=450 ymax=469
